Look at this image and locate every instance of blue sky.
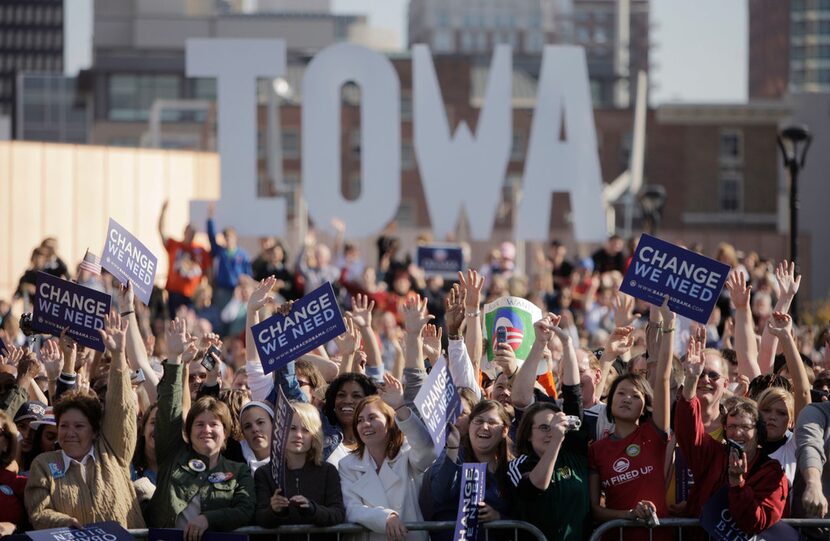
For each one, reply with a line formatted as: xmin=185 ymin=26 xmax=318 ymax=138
xmin=332 ymin=0 xmax=748 ymax=105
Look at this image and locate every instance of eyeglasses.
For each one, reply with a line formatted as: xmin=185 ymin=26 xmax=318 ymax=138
xmin=297 ymin=380 xmax=313 ymax=388
xmin=700 ymin=370 xmax=721 ymax=382
xmin=532 ymin=424 xmax=552 ymax=433
xmin=471 ymin=418 xmax=503 ymax=428
xmin=726 ymin=424 xmax=755 ymax=434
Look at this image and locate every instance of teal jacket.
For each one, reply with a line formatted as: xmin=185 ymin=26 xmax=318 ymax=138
xmin=144 ymin=363 xmax=255 ymax=530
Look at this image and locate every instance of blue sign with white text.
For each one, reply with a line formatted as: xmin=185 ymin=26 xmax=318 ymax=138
xmin=413 ymin=357 xmax=462 ymax=449
xmin=417 ymin=245 xmax=465 ymax=279
xmin=32 ymin=272 xmax=111 ymax=351
xmin=453 ymin=463 xmax=487 ymax=541
xmin=700 ymin=487 xmax=801 ymax=541
xmin=27 ymin=521 xmax=136 ymax=541
xmin=252 ymin=282 xmax=346 ymax=374
xmin=620 ymin=234 xmax=730 ymax=324
xmin=270 ymin=385 xmax=293 ymax=490
xmin=102 ymin=218 xmax=157 ymax=305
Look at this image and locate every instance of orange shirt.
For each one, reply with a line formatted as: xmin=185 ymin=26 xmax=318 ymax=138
xmin=164 ymin=239 xmax=211 ymax=297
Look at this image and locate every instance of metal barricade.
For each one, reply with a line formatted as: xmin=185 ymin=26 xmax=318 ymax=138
xmin=128 ymin=519 xmax=548 ymax=541
xmin=588 ymin=518 xmax=830 ymax=541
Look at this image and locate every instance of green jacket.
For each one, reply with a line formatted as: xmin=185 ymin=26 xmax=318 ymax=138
xmin=144 ymin=363 xmax=255 ymax=530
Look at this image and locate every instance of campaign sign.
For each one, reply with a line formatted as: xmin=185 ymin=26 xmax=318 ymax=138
xmin=270 ymin=385 xmax=293 ymax=490
xmin=482 ymin=296 xmax=542 ymax=362
xmin=148 ymin=530 xmax=247 ymax=541
xmin=417 ymin=245 xmax=464 ymax=279
xmin=620 ymin=234 xmax=730 ymax=324
xmin=102 ymin=218 xmax=157 ymax=305
xmin=27 ymin=521 xmax=136 ymax=541
xmin=453 ymin=463 xmax=487 ymax=541
xmin=33 ymin=272 xmax=111 ymax=351
xmin=252 ymin=282 xmax=346 ymax=374
xmin=413 ymin=357 xmax=462 ymax=449
xmin=700 ymin=487 xmax=801 ymax=541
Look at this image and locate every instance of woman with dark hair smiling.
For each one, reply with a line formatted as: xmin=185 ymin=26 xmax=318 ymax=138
xmin=25 ymin=314 xmax=145 ymax=529
xmin=322 ymin=372 xmax=378 ymax=466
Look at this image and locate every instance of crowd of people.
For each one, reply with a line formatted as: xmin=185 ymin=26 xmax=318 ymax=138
xmin=1 ymin=204 xmax=829 ymax=541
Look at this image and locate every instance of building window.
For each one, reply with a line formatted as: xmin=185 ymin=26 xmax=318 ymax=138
xmin=461 ymin=31 xmax=474 ymax=52
xmin=402 ymin=141 xmax=415 ymax=170
xmin=400 ymin=92 xmax=412 ymax=121
xmin=193 ymin=78 xmax=216 ymax=99
xmin=434 ymin=29 xmax=454 ymax=52
xmin=282 ymin=129 xmax=299 ymax=158
xmin=719 ymin=129 xmax=743 ymax=164
xmin=396 ymin=200 xmax=416 ymax=226
xmin=719 ymin=171 xmax=743 ymax=212
xmin=108 ymin=74 xmax=181 ymax=121
xmin=476 ymin=32 xmax=488 ymax=51
xmin=525 ymin=31 xmax=544 ymax=52
xmin=511 ymin=133 xmax=524 ymax=161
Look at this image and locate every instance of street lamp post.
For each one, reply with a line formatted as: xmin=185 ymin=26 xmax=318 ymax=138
xmin=776 ymin=124 xmax=812 ymax=323
xmin=638 ymin=184 xmax=667 ymax=236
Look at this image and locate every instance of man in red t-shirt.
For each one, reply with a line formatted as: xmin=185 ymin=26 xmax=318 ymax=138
xmin=158 ymin=200 xmax=212 ymax=316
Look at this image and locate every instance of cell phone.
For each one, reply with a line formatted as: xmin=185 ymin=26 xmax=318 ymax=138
xmin=131 ymin=369 xmax=146 ymax=384
xmin=726 ymin=438 xmax=744 ymax=455
xmin=496 ymin=326 xmax=507 ymax=345
xmin=201 ymin=345 xmax=221 ymax=371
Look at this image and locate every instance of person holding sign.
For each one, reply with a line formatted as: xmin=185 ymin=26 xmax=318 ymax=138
xmin=508 ymin=313 xmax=590 ymax=541
xmin=339 ymin=373 xmax=436 ymax=541
xmin=675 ymin=331 xmax=788 ymax=535
xmin=145 ymin=317 xmax=255 ymax=540
xmin=422 ymin=399 xmax=514 ymax=541
xmin=588 ymin=298 xmax=674 ymax=541
xmin=24 ymin=314 xmax=145 ymax=529
xmin=254 ymin=402 xmax=345 ymax=533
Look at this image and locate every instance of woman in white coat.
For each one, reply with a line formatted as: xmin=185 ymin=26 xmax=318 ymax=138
xmin=338 ymin=373 xmax=437 ymax=541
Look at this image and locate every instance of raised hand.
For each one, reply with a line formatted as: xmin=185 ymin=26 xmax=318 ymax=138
xmin=165 ymin=317 xmax=189 ymax=358
xmin=775 ymin=260 xmax=801 ymax=299
xmin=98 ymin=313 xmax=129 ymax=353
xmin=655 ymin=295 xmax=675 ymax=326
xmin=379 ymin=372 xmax=405 ymax=410
xmin=115 ymin=281 xmax=135 ymax=312
xmin=443 ymin=284 xmax=466 ymax=336
xmin=614 ymin=292 xmax=639 ymax=327
xmin=458 ymin=270 xmax=484 ymax=311
xmin=533 ymin=315 xmax=555 ymax=345
xmin=605 ymin=326 xmax=635 ymax=357
xmin=685 ymin=331 xmax=705 ymax=379
xmin=59 ymin=327 xmax=77 ymax=360
xmin=492 ymin=342 xmax=518 ymax=377
xmin=766 ymin=311 xmax=793 ymax=340
xmin=334 ymin=317 xmax=361 ymax=356
xmin=728 ymin=449 xmax=748 ymax=487
xmin=40 ymin=339 xmax=63 ymax=381
xmin=348 ymin=294 xmax=375 ymax=329
xmin=422 ymin=324 xmax=442 ymax=364
xmin=249 ymin=276 xmax=277 ymax=311
xmin=0 ymin=344 xmax=24 ymax=367
xmin=726 ymin=270 xmax=751 ymax=311
xmin=402 ymin=295 xmax=434 ymax=334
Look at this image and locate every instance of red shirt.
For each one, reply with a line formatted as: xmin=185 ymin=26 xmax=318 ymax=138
xmin=164 ymin=239 xmax=211 ymax=297
xmin=0 ymin=469 xmax=27 ymax=526
xmin=675 ymin=395 xmax=788 ymax=534
xmin=589 ymin=421 xmax=670 ymax=541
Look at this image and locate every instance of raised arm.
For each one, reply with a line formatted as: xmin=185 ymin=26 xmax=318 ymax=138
xmin=512 ymin=317 xmax=549 ymax=409
xmin=347 ymin=294 xmax=382 ymax=378
xmin=726 ymin=270 xmax=761 ymax=380
xmin=459 ymin=270 xmax=484 ymax=369
xmin=245 ymin=276 xmax=278 ymax=400
xmin=652 ymin=297 xmax=675 ymax=434
xmin=116 ymin=283 xmax=159 ymax=402
xmin=759 ymin=261 xmax=801 ymax=374
xmin=767 ymin=312 xmax=810 ymax=420
xmin=595 ymin=326 xmax=635 ymax=404
xmin=155 ymin=317 xmax=189 ymax=462
xmin=99 ymin=313 xmax=137 ymax=465
xmin=612 ymin=293 xmax=638 ymax=363
xmin=158 ymin=199 xmax=169 ymax=246
xmin=402 ymin=295 xmax=434 ymax=372
xmin=334 ymin=317 xmax=360 ymax=375
xmin=206 ymin=202 xmax=222 ymax=255
xmin=528 ymin=412 xmax=570 ymax=490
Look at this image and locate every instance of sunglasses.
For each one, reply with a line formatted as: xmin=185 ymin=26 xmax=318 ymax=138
xmin=700 ymin=370 xmax=721 ymax=382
